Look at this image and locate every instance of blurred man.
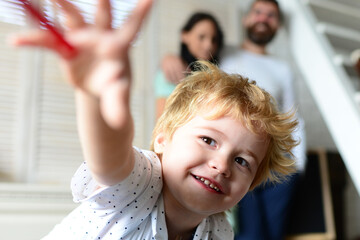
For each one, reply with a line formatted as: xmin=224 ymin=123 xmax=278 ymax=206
xmin=220 ymin=1 xmax=307 ymax=239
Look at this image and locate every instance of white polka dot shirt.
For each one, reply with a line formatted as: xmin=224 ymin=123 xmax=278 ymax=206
xmin=41 ymin=147 xmax=233 ymax=239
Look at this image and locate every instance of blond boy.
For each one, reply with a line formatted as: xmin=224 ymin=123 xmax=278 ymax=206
xmin=11 ymin=0 xmax=297 ymax=239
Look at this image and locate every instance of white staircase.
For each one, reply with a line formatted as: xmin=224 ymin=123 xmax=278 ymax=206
xmin=284 ymin=0 xmax=360 ymax=195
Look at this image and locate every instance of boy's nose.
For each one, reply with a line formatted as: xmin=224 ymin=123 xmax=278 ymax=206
xmin=209 ymin=156 xmax=231 ymax=178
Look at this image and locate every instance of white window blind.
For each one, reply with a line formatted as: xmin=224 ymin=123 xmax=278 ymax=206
xmin=0 ymin=0 xmax=26 ymax=26
xmin=0 ymin=22 xmax=22 ymax=181
xmin=0 ymin=0 xmax=141 ymax=185
xmin=0 ymin=0 xmax=237 ymax=186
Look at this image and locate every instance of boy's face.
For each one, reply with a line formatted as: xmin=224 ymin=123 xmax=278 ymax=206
xmin=155 ymin=114 xmax=269 ymax=216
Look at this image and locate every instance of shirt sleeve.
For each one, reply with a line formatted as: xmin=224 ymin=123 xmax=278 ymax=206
xmin=42 ymin=148 xmax=163 ymax=240
xmin=280 ymin=64 xmax=296 ymax=113
xmin=279 ymin=64 xmax=307 ymax=171
xmin=154 ymin=70 xmax=177 ymax=98
xmin=70 ymin=147 xmax=161 ymax=206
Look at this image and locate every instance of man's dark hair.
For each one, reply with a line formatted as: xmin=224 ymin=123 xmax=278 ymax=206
xmin=250 ymin=0 xmax=284 ymax=23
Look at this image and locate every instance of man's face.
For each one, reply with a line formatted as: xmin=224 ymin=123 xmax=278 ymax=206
xmin=243 ymin=1 xmax=281 ymax=46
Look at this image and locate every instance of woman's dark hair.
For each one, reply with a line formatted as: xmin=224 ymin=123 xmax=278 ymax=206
xmin=180 ymin=12 xmax=224 ymax=71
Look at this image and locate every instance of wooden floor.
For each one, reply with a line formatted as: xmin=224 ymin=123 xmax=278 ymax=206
xmin=286 ymin=233 xmax=335 ymax=240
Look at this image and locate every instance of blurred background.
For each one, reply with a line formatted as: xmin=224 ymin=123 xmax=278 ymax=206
xmin=0 ymin=0 xmax=359 ymax=239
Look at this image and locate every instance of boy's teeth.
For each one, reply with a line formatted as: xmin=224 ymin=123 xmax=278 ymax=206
xmin=194 ymin=175 xmax=220 ymax=192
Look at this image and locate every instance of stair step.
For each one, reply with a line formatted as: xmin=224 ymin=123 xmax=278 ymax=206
xmin=332 ymin=54 xmax=360 ymax=91
xmin=333 ymin=53 xmax=352 ymax=67
xmin=289 ymin=0 xmax=360 ymax=198
xmin=305 ymin=0 xmax=360 ymax=32
xmin=317 ymin=23 xmax=360 ymax=43
xmin=316 ymin=22 xmax=360 ymax=52
xmin=355 ymin=92 xmax=360 ymax=107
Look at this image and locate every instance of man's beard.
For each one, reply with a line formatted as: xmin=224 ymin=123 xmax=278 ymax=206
xmin=246 ymin=22 xmax=276 ymax=46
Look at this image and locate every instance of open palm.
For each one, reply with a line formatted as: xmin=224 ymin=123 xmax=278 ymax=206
xmin=12 ymin=0 xmax=153 ymax=128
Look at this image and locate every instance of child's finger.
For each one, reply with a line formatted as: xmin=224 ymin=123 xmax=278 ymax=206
xmin=53 ymin=0 xmax=86 ymax=29
xmin=95 ymin=0 xmax=112 ymax=29
xmin=116 ymin=0 xmax=153 ymax=48
xmin=9 ymin=30 xmax=75 ymax=59
xmin=9 ymin=30 xmax=53 ymax=47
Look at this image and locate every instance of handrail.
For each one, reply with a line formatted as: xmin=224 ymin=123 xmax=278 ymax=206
xmin=306 ymin=0 xmax=360 ymax=21
xmin=286 ymin=0 xmax=360 ymax=195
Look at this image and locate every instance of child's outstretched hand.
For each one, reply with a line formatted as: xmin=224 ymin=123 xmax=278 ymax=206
xmin=11 ymin=0 xmax=153 ymax=129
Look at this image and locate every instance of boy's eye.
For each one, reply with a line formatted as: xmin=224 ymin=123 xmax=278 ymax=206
xmin=201 ymin=137 xmax=216 ymax=147
xmin=235 ymin=157 xmax=249 ymax=168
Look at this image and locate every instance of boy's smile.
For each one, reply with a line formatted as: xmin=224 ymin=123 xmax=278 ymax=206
xmin=155 ymin=114 xmax=269 ymax=217
xmin=192 ymin=174 xmax=222 ymax=193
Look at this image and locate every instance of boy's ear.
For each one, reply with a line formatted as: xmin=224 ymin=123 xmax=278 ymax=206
xmin=154 ymin=132 xmax=167 ymax=154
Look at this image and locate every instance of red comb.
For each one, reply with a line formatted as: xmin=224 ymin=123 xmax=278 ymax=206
xmin=16 ymin=0 xmax=76 ymax=58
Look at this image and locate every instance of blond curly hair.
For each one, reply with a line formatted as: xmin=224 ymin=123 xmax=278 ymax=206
xmin=151 ymin=61 xmax=298 ymax=189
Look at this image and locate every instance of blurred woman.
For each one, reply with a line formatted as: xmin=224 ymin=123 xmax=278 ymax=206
xmin=155 ymin=12 xmax=224 ymax=118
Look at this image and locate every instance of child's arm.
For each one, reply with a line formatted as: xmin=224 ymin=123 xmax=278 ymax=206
xmin=10 ymin=0 xmax=154 ymax=186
